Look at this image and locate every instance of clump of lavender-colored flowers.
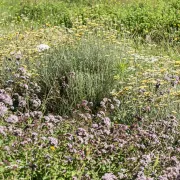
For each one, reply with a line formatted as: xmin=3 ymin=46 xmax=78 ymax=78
xmin=0 ymin=62 xmax=180 ymax=179
xmin=102 ymin=173 xmax=117 ymax=180
xmin=0 ymin=102 xmax=8 ymax=117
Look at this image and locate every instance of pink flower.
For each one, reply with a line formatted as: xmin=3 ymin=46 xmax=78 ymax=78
xmin=0 ymin=90 xmax=13 ymax=106
xmin=102 ymin=173 xmax=117 ymax=180
xmin=0 ymin=102 xmax=8 ymax=117
xmin=5 ymin=115 xmax=19 ymax=124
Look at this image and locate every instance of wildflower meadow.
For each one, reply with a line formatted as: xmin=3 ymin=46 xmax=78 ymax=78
xmin=0 ymin=0 xmax=180 ymax=179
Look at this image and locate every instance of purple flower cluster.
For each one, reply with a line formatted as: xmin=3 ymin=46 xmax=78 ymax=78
xmin=5 ymin=115 xmax=19 ymax=124
xmin=0 ymin=102 xmax=8 ymax=117
xmin=0 ymin=89 xmax=13 ymax=106
xmin=102 ymin=173 xmax=117 ymax=180
xmin=0 ymin=64 xmax=179 ymax=179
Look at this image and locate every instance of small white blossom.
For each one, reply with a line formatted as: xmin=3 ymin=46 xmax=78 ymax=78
xmin=37 ymin=44 xmax=50 ymax=52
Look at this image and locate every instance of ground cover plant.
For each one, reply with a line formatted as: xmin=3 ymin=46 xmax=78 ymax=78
xmin=1 ymin=0 xmax=179 ymax=44
xmin=0 ymin=0 xmax=180 ymax=179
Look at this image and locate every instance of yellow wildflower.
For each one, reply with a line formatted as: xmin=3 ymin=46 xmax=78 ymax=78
xmin=144 ymin=92 xmax=151 ymax=96
xmin=160 ymin=68 xmax=167 ymax=73
xmin=141 ymin=80 xmax=149 ymax=84
xmin=124 ymin=86 xmax=132 ymax=91
xmin=175 ymin=61 xmax=180 ymax=65
xmin=139 ymin=85 xmax=148 ymax=89
xmin=50 ymin=146 xmax=55 ymax=151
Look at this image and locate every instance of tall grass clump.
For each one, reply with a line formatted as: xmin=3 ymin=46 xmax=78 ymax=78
xmin=35 ymin=37 xmax=126 ymax=114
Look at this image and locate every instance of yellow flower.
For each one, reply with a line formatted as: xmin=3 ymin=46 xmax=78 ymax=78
xmin=117 ymin=90 xmax=124 ymax=96
xmin=141 ymin=80 xmax=148 ymax=84
xmin=175 ymin=65 xmax=180 ymax=68
xmin=160 ymin=68 xmax=167 ymax=73
xmin=175 ymin=61 xmax=180 ymax=65
xmin=75 ymin=33 xmax=81 ymax=37
xmin=46 ymin=23 xmax=50 ymax=27
xmin=173 ymin=91 xmax=180 ymax=97
xmin=172 ymin=111 xmax=177 ymax=114
xmin=144 ymin=92 xmax=150 ymax=96
xmin=124 ymin=86 xmax=132 ymax=91
xmin=139 ymin=85 xmax=148 ymax=89
xmin=50 ymin=146 xmax=55 ymax=151
xmin=150 ymin=80 xmax=157 ymax=84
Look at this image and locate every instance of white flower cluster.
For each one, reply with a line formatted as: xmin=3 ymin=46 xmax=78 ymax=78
xmin=37 ymin=44 xmax=50 ymax=52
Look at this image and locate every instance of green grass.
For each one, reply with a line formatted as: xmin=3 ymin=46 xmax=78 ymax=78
xmin=34 ymin=37 xmax=128 ymax=114
xmin=1 ymin=0 xmax=179 ymax=44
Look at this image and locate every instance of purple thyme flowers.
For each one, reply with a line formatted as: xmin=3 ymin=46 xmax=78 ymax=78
xmin=5 ymin=115 xmax=19 ymax=124
xmin=48 ymin=137 xmax=58 ymax=147
xmin=0 ymin=89 xmax=13 ymax=106
xmin=102 ymin=173 xmax=117 ymax=180
xmin=0 ymin=102 xmax=8 ymax=117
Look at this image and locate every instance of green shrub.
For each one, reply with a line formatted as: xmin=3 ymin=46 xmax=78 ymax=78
xmin=35 ymin=38 xmax=125 ymax=114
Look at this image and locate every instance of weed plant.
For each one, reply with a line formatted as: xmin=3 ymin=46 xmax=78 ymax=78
xmin=35 ymin=37 xmax=126 ymax=114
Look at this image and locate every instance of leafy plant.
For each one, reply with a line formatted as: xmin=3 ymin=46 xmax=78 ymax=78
xmin=35 ymin=37 xmax=123 ymax=114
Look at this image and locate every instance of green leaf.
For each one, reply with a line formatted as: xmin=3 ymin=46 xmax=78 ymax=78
xmin=153 ymin=154 xmax=159 ymax=169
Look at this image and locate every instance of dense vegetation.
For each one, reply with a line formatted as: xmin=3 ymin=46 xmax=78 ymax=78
xmin=0 ymin=0 xmax=180 ymax=179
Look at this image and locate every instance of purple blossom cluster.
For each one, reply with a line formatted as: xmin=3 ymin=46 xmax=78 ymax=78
xmin=0 ymin=102 xmax=8 ymax=117
xmin=102 ymin=173 xmax=117 ymax=180
xmin=0 ymin=64 xmax=179 ymax=179
xmin=0 ymin=89 xmax=13 ymax=106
